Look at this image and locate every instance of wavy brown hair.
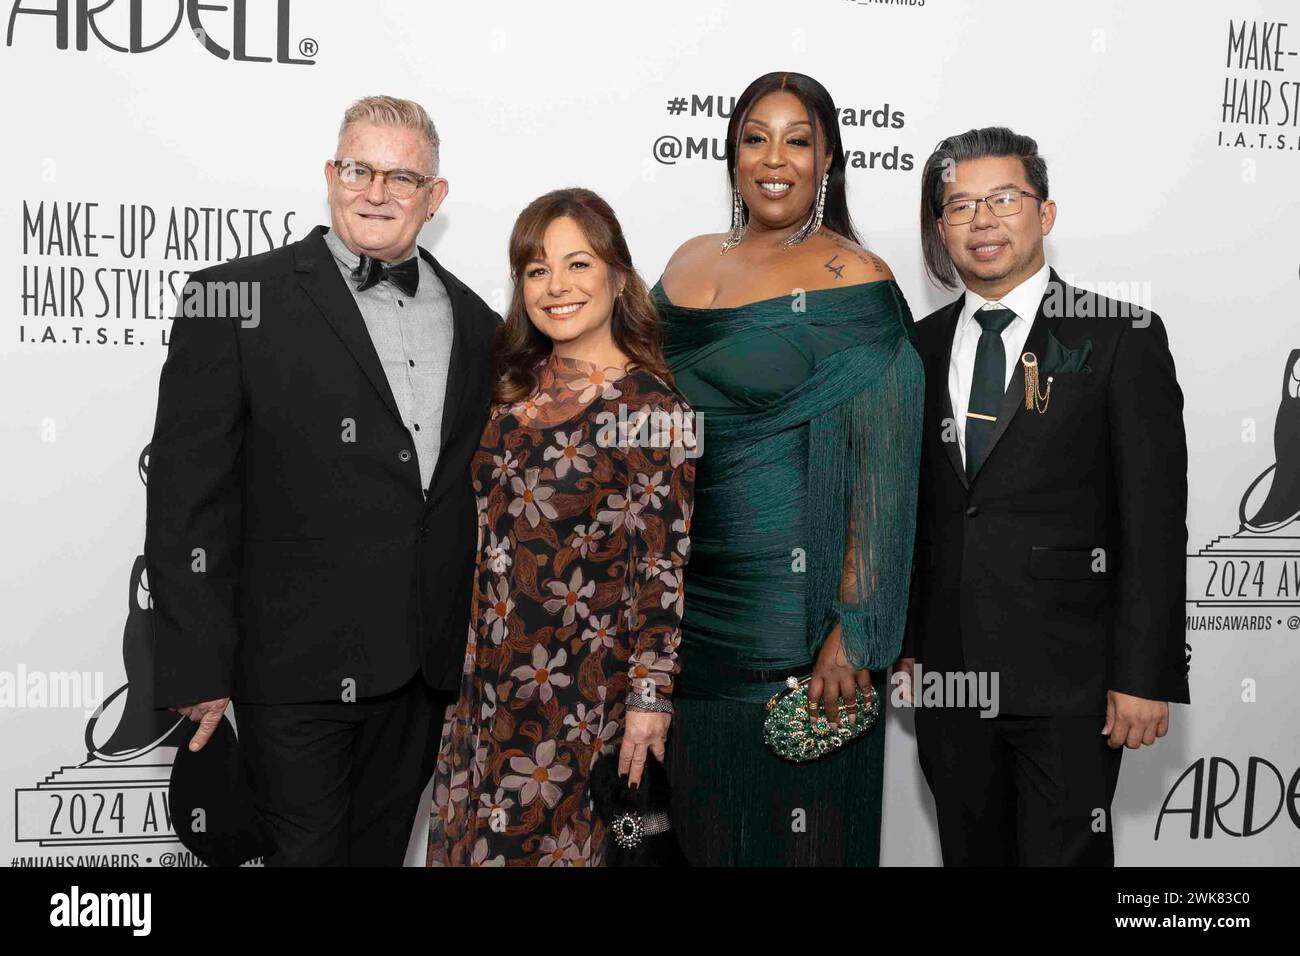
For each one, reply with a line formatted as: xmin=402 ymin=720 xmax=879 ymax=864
xmin=495 ymin=188 xmax=673 ymax=406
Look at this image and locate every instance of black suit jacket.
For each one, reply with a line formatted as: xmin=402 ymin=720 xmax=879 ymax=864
xmin=903 ymin=268 xmax=1190 ymax=715
xmin=145 ymin=224 xmax=499 ymax=707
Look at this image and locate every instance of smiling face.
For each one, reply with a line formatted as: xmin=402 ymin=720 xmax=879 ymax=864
xmin=937 ymin=154 xmax=1056 ymax=298
xmin=734 ymin=91 xmax=827 ymax=236
xmin=523 ymin=215 xmax=625 ymax=359
xmin=324 ymin=120 xmax=448 ymax=263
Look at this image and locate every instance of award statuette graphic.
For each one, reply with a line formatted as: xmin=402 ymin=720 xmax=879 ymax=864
xmin=1188 ymin=350 xmax=1300 ymax=608
xmin=14 ymin=445 xmax=228 ymax=857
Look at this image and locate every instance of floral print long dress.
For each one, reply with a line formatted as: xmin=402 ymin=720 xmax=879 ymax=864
xmin=428 ymin=353 xmax=695 ymax=866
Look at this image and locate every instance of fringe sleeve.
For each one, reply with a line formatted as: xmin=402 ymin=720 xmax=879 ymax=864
xmin=808 ymin=333 xmax=925 ymax=670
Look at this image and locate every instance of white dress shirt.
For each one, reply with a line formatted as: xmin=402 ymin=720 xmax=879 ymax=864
xmin=948 ymin=261 xmax=1051 ymax=467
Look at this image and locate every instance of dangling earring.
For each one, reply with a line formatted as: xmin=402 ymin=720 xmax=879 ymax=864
xmin=782 ymin=170 xmax=829 ymax=247
xmin=719 ymin=171 xmax=745 ymax=254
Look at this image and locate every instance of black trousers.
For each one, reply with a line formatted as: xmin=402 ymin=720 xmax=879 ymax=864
xmin=915 ymin=704 xmax=1123 ymax=866
xmin=234 ymin=673 xmax=454 ymax=867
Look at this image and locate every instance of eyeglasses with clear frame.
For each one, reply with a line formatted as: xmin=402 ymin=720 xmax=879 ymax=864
xmin=329 ymin=158 xmax=439 ymax=200
xmin=941 ymin=188 xmax=1043 ymax=226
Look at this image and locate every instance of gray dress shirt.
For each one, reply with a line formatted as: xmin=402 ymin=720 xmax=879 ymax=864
xmin=323 ymin=228 xmax=454 ymax=494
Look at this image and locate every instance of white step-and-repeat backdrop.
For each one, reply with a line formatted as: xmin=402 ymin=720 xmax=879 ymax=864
xmin=2 ymin=0 xmax=1297 ymax=866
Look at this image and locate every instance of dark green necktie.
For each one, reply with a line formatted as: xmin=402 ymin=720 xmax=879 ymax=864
xmin=965 ymin=306 xmax=1016 ymax=479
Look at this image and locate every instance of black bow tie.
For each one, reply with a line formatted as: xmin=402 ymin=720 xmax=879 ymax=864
xmin=352 ymin=254 xmax=420 ymax=297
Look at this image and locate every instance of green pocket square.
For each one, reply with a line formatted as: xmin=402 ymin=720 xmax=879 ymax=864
xmin=1041 ymin=331 xmax=1092 ymax=374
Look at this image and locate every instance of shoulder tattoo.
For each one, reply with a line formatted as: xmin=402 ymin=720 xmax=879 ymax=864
xmin=826 ymin=234 xmax=887 ymax=275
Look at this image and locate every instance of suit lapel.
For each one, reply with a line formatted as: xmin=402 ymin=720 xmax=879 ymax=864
xmin=295 ymin=225 xmax=403 ymax=425
xmin=934 ymin=298 xmax=969 ymax=490
xmin=970 ymin=267 xmax=1066 ymax=481
xmin=423 ymin=249 xmax=474 ymax=464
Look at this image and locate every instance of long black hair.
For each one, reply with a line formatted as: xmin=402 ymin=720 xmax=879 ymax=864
xmin=724 ymin=71 xmax=860 ymax=245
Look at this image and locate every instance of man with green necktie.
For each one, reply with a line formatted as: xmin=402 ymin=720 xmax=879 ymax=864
xmin=899 ymin=127 xmax=1190 ymax=866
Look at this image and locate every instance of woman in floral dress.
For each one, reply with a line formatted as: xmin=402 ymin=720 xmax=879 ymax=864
xmin=428 ymin=188 xmax=695 ymax=866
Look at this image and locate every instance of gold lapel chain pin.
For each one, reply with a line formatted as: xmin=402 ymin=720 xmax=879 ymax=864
xmin=1021 ymin=352 xmax=1052 ymax=414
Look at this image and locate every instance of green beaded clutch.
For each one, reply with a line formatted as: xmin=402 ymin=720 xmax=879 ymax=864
xmin=763 ymin=675 xmax=881 ymax=763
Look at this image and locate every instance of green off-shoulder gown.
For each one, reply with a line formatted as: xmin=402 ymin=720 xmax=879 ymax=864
xmin=652 ymin=276 xmax=924 ymax=866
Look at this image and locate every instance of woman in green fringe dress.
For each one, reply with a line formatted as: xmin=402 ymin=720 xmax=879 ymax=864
xmin=652 ymin=72 xmax=924 ymax=866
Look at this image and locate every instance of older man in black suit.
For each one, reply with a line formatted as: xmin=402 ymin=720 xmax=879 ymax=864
xmin=145 ymin=96 xmax=499 ymax=865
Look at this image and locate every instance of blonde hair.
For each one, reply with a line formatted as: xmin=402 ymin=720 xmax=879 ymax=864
xmin=337 ymin=95 xmax=441 ymax=175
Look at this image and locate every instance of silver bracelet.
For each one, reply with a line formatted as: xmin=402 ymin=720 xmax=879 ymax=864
xmin=625 ymin=687 xmax=673 ymax=713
